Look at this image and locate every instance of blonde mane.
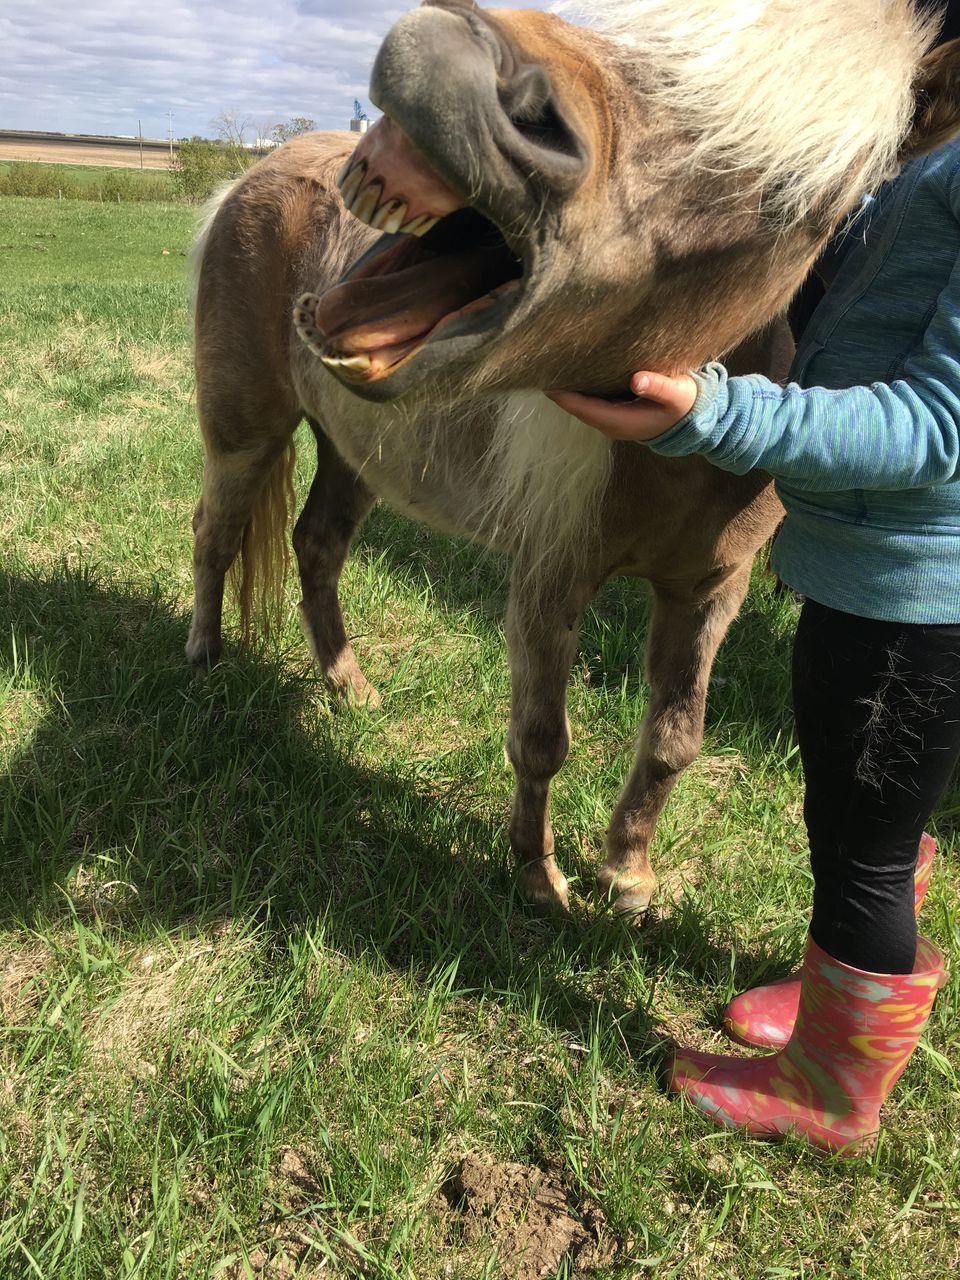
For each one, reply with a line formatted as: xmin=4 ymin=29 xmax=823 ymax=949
xmin=553 ymin=0 xmax=936 ymax=223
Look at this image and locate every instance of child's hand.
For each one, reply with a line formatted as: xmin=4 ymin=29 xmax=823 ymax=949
xmin=547 ymin=371 xmax=699 ymax=440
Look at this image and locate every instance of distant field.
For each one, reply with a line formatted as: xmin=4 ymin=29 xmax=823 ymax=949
xmin=0 ymin=160 xmax=177 ymax=204
xmin=0 ymin=160 xmax=175 ymax=187
xmin=0 ymin=137 xmax=173 ymax=170
xmin=0 ymin=197 xmax=191 ymax=281
xmin=1 ymin=194 xmax=959 ymax=1279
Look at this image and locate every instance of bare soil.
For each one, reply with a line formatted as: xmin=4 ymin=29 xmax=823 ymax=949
xmin=441 ymin=1153 xmax=621 ymax=1279
xmin=0 ymin=139 xmax=173 ymax=170
xmin=224 ymin=1148 xmax=621 ymax=1278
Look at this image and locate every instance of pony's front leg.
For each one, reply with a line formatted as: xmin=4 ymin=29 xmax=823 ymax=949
xmin=599 ymin=566 xmax=753 ymax=917
xmin=504 ymin=571 xmax=587 ymax=911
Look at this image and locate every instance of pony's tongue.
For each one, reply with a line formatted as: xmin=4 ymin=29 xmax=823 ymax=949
xmin=310 ymin=246 xmax=504 ymax=362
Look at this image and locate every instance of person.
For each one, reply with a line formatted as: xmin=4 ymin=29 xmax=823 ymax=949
xmin=549 ymin=117 xmax=960 ymax=1153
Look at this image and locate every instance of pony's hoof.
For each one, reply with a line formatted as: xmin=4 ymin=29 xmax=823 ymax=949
xmin=613 ymin=888 xmax=654 ymax=921
xmin=345 ymin=677 xmax=381 ymax=710
xmin=596 ymin=864 xmax=656 ymax=920
xmin=185 ymin=633 xmax=222 ymax=667
xmin=518 ymin=864 xmax=570 ymax=914
xmin=324 ymin=668 xmax=381 ymax=709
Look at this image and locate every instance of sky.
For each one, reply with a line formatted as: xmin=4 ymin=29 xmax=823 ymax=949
xmin=0 ymin=0 xmax=554 ymax=142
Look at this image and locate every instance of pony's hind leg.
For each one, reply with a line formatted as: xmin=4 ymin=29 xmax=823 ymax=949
xmin=186 ymin=419 xmax=298 ymax=665
xmin=293 ymin=420 xmax=378 ymax=705
xmin=599 ymin=565 xmax=753 ymax=916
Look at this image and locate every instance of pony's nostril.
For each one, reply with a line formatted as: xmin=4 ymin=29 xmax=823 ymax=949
xmin=501 ymin=65 xmax=553 ymax=122
xmin=501 ymin=67 xmax=580 ymax=158
xmin=509 ymin=98 xmax=579 ymax=157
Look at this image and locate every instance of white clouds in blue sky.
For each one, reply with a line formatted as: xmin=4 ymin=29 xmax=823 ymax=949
xmin=0 ymin=0 xmax=552 ymax=140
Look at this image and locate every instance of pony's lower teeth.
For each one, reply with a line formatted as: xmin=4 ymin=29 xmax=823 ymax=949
xmin=321 ymin=353 xmax=373 ymax=372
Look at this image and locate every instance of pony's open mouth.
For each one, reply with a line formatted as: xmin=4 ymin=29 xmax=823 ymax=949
xmin=294 ymin=114 xmax=525 ymax=385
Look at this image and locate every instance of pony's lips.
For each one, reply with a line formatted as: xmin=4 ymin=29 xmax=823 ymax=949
xmin=294 ymin=115 xmax=525 ymax=383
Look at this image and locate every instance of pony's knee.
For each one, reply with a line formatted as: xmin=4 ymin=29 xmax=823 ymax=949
xmin=507 ymin=713 xmax=571 ymax=781
xmin=640 ymin=704 xmax=704 ymax=776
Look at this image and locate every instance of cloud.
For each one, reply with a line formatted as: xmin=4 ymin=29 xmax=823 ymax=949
xmin=0 ymin=0 xmax=552 ymax=140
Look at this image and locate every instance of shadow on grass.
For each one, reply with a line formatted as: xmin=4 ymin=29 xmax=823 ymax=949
xmin=355 ymin=505 xmax=797 ymax=763
xmin=0 ymin=563 xmax=780 ymax=1060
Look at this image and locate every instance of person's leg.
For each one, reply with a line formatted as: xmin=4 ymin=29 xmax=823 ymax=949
xmin=794 ymin=601 xmax=960 ymax=972
xmin=668 ymin=602 xmax=960 ymax=1151
xmin=723 ymin=832 xmax=935 ymax=1049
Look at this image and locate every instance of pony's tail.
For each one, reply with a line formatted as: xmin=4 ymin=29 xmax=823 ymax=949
xmin=229 ymin=441 xmax=297 ymax=644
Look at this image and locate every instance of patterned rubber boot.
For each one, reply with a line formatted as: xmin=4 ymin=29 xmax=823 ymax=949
xmin=724 ymin=833 xmax=937 ymax=1050
xmin=667 ymin=934 xmax=946 ymax=1154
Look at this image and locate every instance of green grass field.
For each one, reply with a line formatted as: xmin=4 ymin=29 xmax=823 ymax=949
xmin=0 ymin=162 xmax=176 ymax=204
xmin=0 ymin=160 xmax=176 ymax=186
xmin=1 ymin=193 xmax=958 ymax=1278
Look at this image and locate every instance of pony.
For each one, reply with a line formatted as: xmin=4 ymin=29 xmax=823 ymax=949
xmin=188 ymin=0 xmax=960 ymax=913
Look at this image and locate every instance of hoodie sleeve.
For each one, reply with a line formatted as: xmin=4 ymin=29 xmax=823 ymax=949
xmin=649 ymin=205 xmax=960 ymax=493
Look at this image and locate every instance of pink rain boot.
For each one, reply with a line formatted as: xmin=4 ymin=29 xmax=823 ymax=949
xmin=725 ymin=833 xmax=937 ymax=1050
xmin=668 ymin=934 xmax=946 ymax=1154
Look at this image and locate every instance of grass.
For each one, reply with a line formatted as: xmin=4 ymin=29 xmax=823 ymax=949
xmin=1 ymin=193 xmax=959 ymax=1279
xmin=0 ymin=161 xmax=176 ymax=187
xmin=0 ymin=161 xmax=176 ymax=204
xmin=0 ymin=160 xmax=174 ymax=183
xmin=0 ymin=196 xmax=189 ymax=285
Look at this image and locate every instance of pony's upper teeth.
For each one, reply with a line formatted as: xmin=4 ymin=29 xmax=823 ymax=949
xmin=351 ymin=181 xmax=382 ymax=224
xmin=338 ymin=163 xmax=441 ymax=236
xmin=338 ymin=163 xmax=365 ymax=207
xmin=371 ymin=200 xmax=407 ymax=232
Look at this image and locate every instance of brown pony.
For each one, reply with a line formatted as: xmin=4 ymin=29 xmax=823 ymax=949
xmin=187 ymin=0 xmax=960 ymax=914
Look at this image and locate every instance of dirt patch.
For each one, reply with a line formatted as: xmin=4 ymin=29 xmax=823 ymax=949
xmin=223 ymin=1149 xmax=620 ymax=1278
xmin=0 ymin=139 xmax=173 ymax=170
xmin=441 ymin=1153 xmax=619 ymax=1279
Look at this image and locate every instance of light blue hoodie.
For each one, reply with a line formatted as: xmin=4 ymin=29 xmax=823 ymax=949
xmin=648 ymin=137 xmax=960 ymax=624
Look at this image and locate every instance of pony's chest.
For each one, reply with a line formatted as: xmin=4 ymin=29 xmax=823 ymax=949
xmin=302 ymin=375 xmax=478 ymax=535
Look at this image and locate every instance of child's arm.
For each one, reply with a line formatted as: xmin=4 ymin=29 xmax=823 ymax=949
xmin=551 ymin=246 xmax=960 ymax=493
xmin=644 ymin=340 xmax=960 ymax=491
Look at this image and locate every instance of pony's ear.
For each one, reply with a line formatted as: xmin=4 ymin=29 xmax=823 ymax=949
xmin=900 ymin=36 xmax=960 ymax=164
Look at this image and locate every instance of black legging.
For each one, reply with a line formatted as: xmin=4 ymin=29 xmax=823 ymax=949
xmin=793 ymin=598 xmax=960 ymax=973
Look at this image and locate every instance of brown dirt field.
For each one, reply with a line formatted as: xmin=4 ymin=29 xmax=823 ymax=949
xmin=440 ymin=1154 xmax=621 ymax=1278
xmin=0 ymin=139 xmax=173 ymax=170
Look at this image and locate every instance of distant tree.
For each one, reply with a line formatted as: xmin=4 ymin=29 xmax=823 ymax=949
xmin=270 ymin=116 xmax=317 ymax=144
xmin=212 ymin=110 xmax=250 ymax=148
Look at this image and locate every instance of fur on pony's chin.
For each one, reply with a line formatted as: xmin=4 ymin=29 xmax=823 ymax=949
xmin=550 ymin=0 xmax=936 ymax=225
